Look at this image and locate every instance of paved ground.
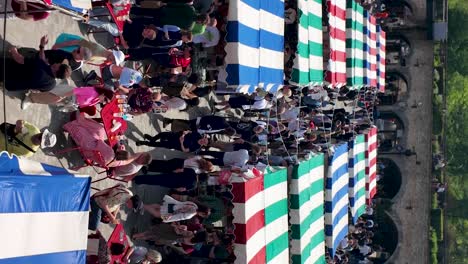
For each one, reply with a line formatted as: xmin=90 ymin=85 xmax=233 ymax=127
xmin=380 ymin=28 xmax=434 ymax=263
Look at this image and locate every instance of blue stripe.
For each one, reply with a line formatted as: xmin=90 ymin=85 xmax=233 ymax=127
xmin=0 ymin=174 xmax=90 ymax=213
xmin=350 ymin=196 xmax=355 ymax=207
xmin=332 ymin=224 xmax=349 ymax=255
xmin=324 ymin=183 xmax=349 ymax=212
xmin=226 ymin=21 xmax=284 ymax=52
xmin=41 ymin=163 xmax=74 ymax=176
xmin=226 ymin=64 xmax=284 ymax=87
xmin=0 ymin=250 xmax=86 ymax=264
xmin=348 ymin=157 xmax=354 ymax=167
xmin=51 ymin=0 xmax=84 ymax=13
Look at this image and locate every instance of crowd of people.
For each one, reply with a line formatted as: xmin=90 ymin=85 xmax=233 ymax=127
xmin=0 ymin=0 xmax=396 ymax=263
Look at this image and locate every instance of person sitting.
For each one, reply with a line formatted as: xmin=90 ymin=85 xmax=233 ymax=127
xmin=0 ymin=120 xmax=56 ymax=157
xmin=136 ymin=130 xmax=209 ymax=153
xmin=2 ymin=43 xmax=71 ymax=93
xmin=88 ymin=184 xmax=143 ymax=230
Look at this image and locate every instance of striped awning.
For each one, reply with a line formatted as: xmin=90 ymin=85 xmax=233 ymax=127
xmin=348 ymin=135 xmax=366 ymax=224
xmin=290 ymin=154 xmax=326 ymax=264
xmin=376 ymin=26 xmax=386 ymax=92
xmin=224 ymin=0 xmax=284 ymax=94
xmin=0 ymin=152 xmax=90 ymax=263
xmin=345 ymin=0 xmax=365 ymax=89
xmin=231 ymin=168 xmax=289 ymax=264
xmin=325 ymin=143 xmax=349 ymax=257
xmin=290 ymin=0 xmax=323 ymax=86
xmin=48 ymin=0 xmax=91 ymax=14
xmin=326 ymin=0 xmax=347 ymax=87
xmin=365 ymin=126 xmax=378 ymax=204
xmin=363 ymin=11 xmax=377 ymax=87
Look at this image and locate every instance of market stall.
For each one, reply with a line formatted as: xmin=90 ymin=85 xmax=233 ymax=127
xmin=365 ymin=126 xmax=378 ymax=204
xmin=222 ymin=0 xmax=285 ymax=94
xmin=345 ymin=0 xmax=366 ymax=89
xmin=377 ymin=26 xmax=387 ymax=92
xmin=348 ymin=135 xmax=367 ymax=224
xmin=325 ymin=0 xmax=347 ymax=87
xmin=289 ymin=154 xmax=326 ymax=264
xmin=0 ymin=152 xmax=90 ymax=264
xmin=231 ymin=167 xmax=289 ymax=264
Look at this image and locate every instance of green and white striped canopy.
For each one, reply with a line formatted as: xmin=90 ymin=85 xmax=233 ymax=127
xmin=290 ymin=154 xmax=326 ymax=264
xmin=290 ymin=0 xmax=323 ymax=86
xmin=345 ymin=0 xmax=365 ymax=88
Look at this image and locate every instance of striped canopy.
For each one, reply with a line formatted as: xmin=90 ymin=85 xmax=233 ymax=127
xmin=289 ymin=154 xmax=326 ymax=264
xmin=231 ymin=168 xmax=289 ymax=264
xmin=365 ymin=126 xmax=378 ymax=204
xmin=345 ymin=0 xmax=365 ymax=88
xmin=290 ymin=0 xmax=323 ymax=86
xmin=363 ymin=12 xmax=377 ymax=87
xmin=376 ymin=26 xmax=386 ymax=92
xmin=47 ymin=0 xmax=91 ymax=14
xmin=348 ymin=135 xmax=366 ymax=224
xmin=325 ymin=144 xmax=349 ymax=257
xmin=326 ymin=0 xmax=347 ymax=87
xmin=224 ymin=0 xmax=285 ymax=94
xmin=0 ymin=152 xmax=90 ymax=264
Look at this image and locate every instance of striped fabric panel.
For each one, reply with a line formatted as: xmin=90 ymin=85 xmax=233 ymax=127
xmin=290 ymin=154 xmax=326 ymax=264
xmin=348 ymin=135 xmax=366 ymax=224
xmin=291 ymin=0 xmax=323 ymax=86
xmin=345 ymin=0 xmax=365 ymax=88
xmin=368 ymin=15 xmax=377 ymax=87
xmin=326 ymin=0 xmax=347 ymax=87
xmin=325 ymin=144 xmax=349 ymax=257
xmin=0 ymin=152 xmax=90 ymax=263
xmin=365 ymin=126 xmax=378 ymax=204
xmin=377 ymin=27 xmax=386 ymax=92
xmin=231 ymin=167 xmax=289 ymax=264
xmin=224 ymin=0 xmax=284 ymax=94
xmin=264 ymin=168 xmax=289 ymax=263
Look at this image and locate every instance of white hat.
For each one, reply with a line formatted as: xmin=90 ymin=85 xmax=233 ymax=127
xmin=41 ymin=129 xmax=57 ymax=148
xmin=112 ymin=50 xmax=125 ymax=66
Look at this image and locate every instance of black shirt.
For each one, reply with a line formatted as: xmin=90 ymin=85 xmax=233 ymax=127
xmin=183 ymin=132 xmax=203 ymax=152
xmin=44 ymin=50 xmax=80 ymax=71
xmin=228 ymin=121 xmax=258 ymax=141
xmin=122 ymin=18 xmax=165 ymax=49
xmin=4 ymin=57 xmax=56 ymax=92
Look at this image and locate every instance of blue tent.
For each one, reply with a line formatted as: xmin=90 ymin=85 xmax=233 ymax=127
xmin=0 ymin=152 xmax=90 ymax=264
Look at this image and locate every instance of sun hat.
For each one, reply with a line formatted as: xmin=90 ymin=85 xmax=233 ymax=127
xmin=41 ymin=129 xmax=57 ymax=148
xmin=112 ymin=50 xmax=125 ymax=66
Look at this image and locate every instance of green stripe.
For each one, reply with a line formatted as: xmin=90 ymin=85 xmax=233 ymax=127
xmin=264 ymin=168 xmax=287 ymax=189
xmin=355 ymin=152 xmax=366 ymax=163
xmin=356 ymin=170 xmax=365 ymax=181
xmin=266 ymin=232 xmax=289 ymax=262
xmin=298 ymin=10 xmax=322 ymax=30
xmin=294 ymin=160 xmax=312 ymax=180
xmin=346 ymin=39 xmax=365 ymax=50
xmin=265 ymin=199 xmax=288 ymax=224
xmin=310 ymin=154 xmax=325 ymax=169
xmin=355 ymin=135 xmax=365 ymax=144
xmin=297 ymin=41 xmax=323 ymax=58
xmin=346 ymin=58 xmax=366 ymax=67
xmin=291 ymin=205 xmax=324 ymax=239
xmin=291 ymin=224 xmax=326 ymax=264
xmin=310 ymin=230 xmax=326 ymax=256
xmin=291 ymin=69 xmax=324 ymax=84
xmin=290 ymin=179 xmax=323 ymax=209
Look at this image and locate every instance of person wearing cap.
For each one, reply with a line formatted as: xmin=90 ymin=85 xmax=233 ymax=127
xmin=0 ymin=120 xmax=56 ymax=157
xmin=89 ymin=184 xmax=144 ymax=231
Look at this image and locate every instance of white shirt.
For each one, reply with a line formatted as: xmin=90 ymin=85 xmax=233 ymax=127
xmin=359 ymin=244 xmax=372 ymax=255
xmin=184 ymin=156 xmax=202 ymax=174
xmin=223 ymin=149 xmax=249 ymax=168
xmin=113 ymin=163 xmax=143 ymax=177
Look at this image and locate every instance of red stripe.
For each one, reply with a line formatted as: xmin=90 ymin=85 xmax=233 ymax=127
xmin=327 ymin=1 xmax=346 ymax=19
xmin=330 ymin=28 xmax=347 ymax=41
xmin=369 ymin=48 xmax=377 ymax=56
xmin=248 ymin=246 xmax=267 ymax=264
xmin=380 ymin=57 xmax=386 ymax=64
xmin=331 ymin=50 xmax=347 ymax=62
xmin=380 ymin=44 xmax=386 ymax=51
xmin=234 ymin=209 xmax=265 ymax=244
xmin=369 ymin=15 xmax=376 ymax=24
xmin=370 ymin=32 xmax=377 ymax=41
xmin=231 ymin=176 xmax=264 ymax=203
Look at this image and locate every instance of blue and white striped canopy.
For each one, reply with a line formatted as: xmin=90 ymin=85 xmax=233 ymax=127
xmin=0 ymin=152 xmax=90 ymax=264
xmin=49 ymin=0 xmax=91 ymax=14
xmin=325 ymin=144 xmax=349 ymax=257
xmin=348 ymin=135 xmax=366 ymax=224
xmin=223 ymin=0 xmax=285 ymax=94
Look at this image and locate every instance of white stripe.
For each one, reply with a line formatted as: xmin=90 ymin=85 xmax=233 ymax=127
xmin=230 ymin=1 xmax=259 ymax=30
xmin=308 ymin=0 xmax=322 ymax=18
xmin=18 ymin=158 xmax=52 ymax=176
xmin=226 ymin=43 xmax=259 ymax=68
xmin=368 ymin=149 xmax=377 ymax=162
xmin=309 ymin=54 xmax=323 ymax=70
xmin=330 ymin=38 xmax=346 ymax=52
xmin=260 ymin=47 xmax=284 ymax=70
xmin=232 ymin=190 xmax=264 ymax=224
xmin=354 ymin=142 xmax=366 ymax=154
xmin=259 ymin=10 xmax=285 ymax=36
xmin=329 ymin=60 xmax=347 ymax=74
xmin=265 ymin=215 xmax=288 ymax=245
xmin=354 ymin=159 xmax=366 ymax=175
xmin=264 ymin=181 xmax=287 ymax=208
xmin=308 ymin=241 xmax=326 ymax=264
xmin=290 ymin=190 xmax=323 ymax=225
xmin=332 ymin=189 xmax=349 ymax=218
xmin=245 ymin=227 xmax=266 ymax=262
xmin=0 ymin=211 xmax=88 ymax=259
xmin=331 ymin=207 xmax=348 ymax=240
xmin=268 ymin=246 xmax=289 ymax=264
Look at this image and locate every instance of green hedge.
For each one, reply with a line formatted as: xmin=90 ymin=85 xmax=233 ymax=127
xmin=430 ymin=227 xmax=438 ymax=264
